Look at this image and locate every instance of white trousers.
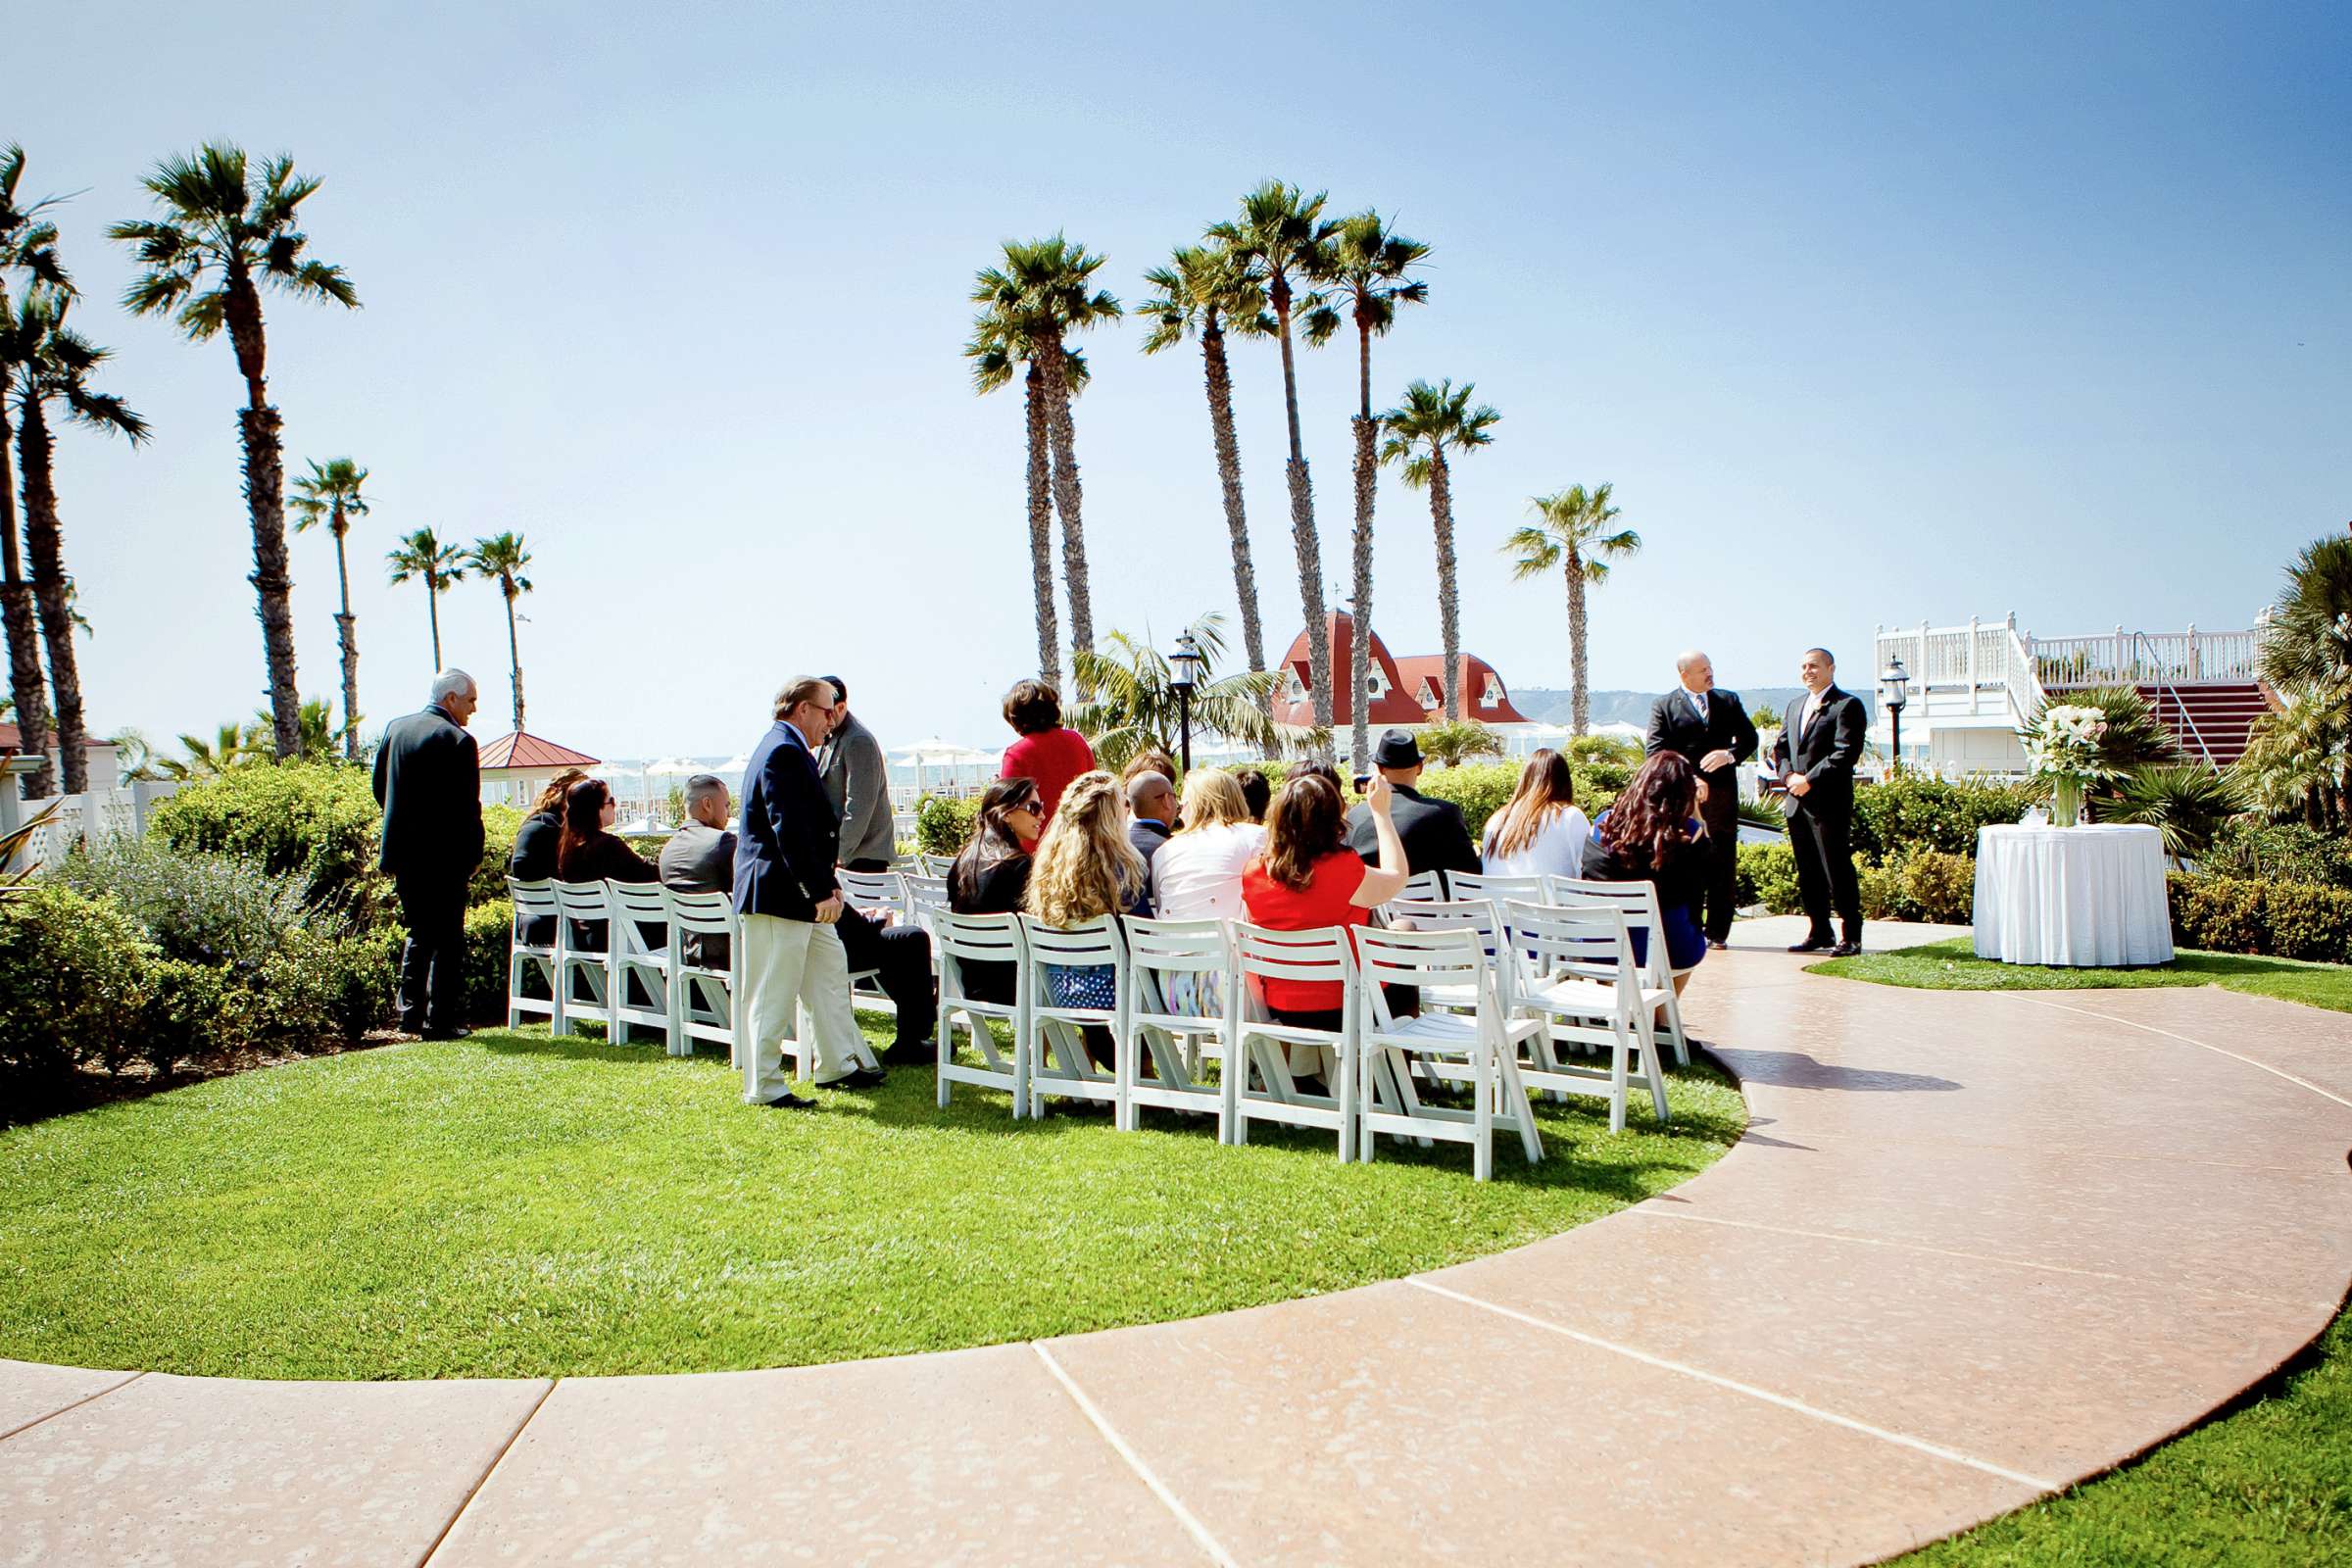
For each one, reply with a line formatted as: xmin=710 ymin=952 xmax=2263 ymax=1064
xmin=740 ymin=913 xmax=872 ymax=1102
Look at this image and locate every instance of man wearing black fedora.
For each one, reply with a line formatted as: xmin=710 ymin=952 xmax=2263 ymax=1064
xmin=1346 ymin=729 xmax=1482 ymax=895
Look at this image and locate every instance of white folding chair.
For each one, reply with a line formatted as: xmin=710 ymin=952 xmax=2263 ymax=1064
xmin=935 ymin=911 xmax=1031 ymax=1117
xmin=605 ymin=880 xmax=677 ymax=1051
xmin=1355 ymin=926 xmax=1546 ymax=1181
xmin=918 ymin=854 xmax=957 ymax=878
xmin=1505 ymin=900 xmax=1668 ymax=1133
xmin=664 ymin=889 xmax=744 ymax=1066
xmin=1547 ymin=875 xmax=1690 ymax=1064
xmin=505 ymin=876 xmax=562 ymax=1031
xmin=834 ymin=869 xmax=904 ymax=1020
xmin=1229 ymin=923 xmax=1360 ymax=1160
xmin=552 ymin=878 xmax=616 ymax=1038
xmin=1019 ymin=915 xmax=1126 ymax=1119
xmin=1386 ymin=897 xmax=1514 ymax=1018
xmin=1398 ymin=869 xmax=1446 ymax=904
xmin=900 ymin=872 xmax=950 ymax=915
xmin=1447 ymin=871 xmax=1544 ymax=907
xmin=1118 ymin=916 xmax=1233 ymax=1136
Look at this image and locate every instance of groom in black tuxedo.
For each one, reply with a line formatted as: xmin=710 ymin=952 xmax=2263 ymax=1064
xmin=1771 ymin=647 xmax=1867 ymax=956
xmin=1643 ymin=650 xmax=1757 ymax=948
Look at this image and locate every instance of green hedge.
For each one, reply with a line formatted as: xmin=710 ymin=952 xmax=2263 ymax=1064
xmin=2168 ymin=872 xmax=2352 ymax=964
xmin=1737 ymin=842 xmax=1801 ymax=914
xmin=0 ymin=885 xmax=158 ymax=1083
xmin=916 ymin=795 xmax=982 ymax=857
xmin=1851 ymin=776 xmax=2035 ymax=861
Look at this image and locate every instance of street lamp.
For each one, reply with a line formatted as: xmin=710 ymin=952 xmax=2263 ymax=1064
xmin=1168 ymin=628 xmax=1207 ymax=771
xmin=1880 ymin=655 xmax=1910 ymax=777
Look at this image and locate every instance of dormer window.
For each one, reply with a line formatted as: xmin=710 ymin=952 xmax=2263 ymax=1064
xmin=1483 ymin=675 xmax=1503 ymax=708
xmin=1418 ymin=680 xmax=1440 ymax=710
xmin=1285 ymin=671 xmax=1305 ymax=702
xmin=1366 ymin=669 xmax=1389 ymax=698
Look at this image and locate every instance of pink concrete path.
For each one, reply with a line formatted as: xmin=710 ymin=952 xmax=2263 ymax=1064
xmin=4 ymin=919 xmax=2348 ymax=1566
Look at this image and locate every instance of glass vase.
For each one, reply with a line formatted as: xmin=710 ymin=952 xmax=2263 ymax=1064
xmin=2052 ymin=776 xmax=2082 ymax=828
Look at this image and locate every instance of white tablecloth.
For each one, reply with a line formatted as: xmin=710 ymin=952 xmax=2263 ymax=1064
xmin=1973 ymin=824 xmax=2174 ymax=967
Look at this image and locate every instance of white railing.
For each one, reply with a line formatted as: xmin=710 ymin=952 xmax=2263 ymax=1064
xmin=1 ymin=779 xmax=182 ymax=875
xmin=1874 ymin=615 xmax=2038 ymax=728
xmin=2030 ymin=625 xmax=2258 ymax=687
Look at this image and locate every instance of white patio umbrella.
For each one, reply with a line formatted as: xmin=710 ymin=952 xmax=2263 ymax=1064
xmin=891 ymin=739 xmax=999 ymax=797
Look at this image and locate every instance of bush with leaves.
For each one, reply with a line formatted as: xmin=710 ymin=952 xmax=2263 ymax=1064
xmin=2168 ymin=872 xmax=2352 ymax=964
xmin=2200 ymin=820 xmax=2352 ymax=890
xmin=1568 ymin=734 xmax=1642 ymax=766
xmin=1416 ymin=718 xmax=1505 ymax=768
xmin=461 ymin=901 xmax=517 ymax=1023
xmin=2102 ymin=763 xmax=2245 ymax=859
xmin=1736 ymin=841 xmax=1801 ymax=913
xmin=1851 ymin=775 xmax=2036 ymax=861
xmin=0 ymin=885 xmax=158 ymax=1084
xmin=1859 ymin=848 xmax=1977 ymax=924
xmin=259 ymin=925 xmax=401 ymax=1042
xmin=915 ymin=795 xmax=982 ymax=857
xmin=56 ymin=836 xmax=321 ymax=967
xmin=148 ymin=762 xmax=383 ymax=903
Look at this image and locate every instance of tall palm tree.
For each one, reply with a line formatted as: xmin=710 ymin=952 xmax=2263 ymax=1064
xmin=386 ymin=527 xmax=466 ymax=671
xmin=109 ymin=143 xmax=359 ymax=760
xmin=1139 ymin=243 xmax=1275 ymax=705
xmin=1306 ymin=212 xmax=1428 ymax=770
xmin=966 ymin=309 xmax=1096 ymax=689
xmin=12 ymin=292 xmax=148 ymax=794
xmin=2257 ymin=534 xmax=2352 ymax=817
xmin=466 ymin=531 xmax=533 ymax=732
xmin=1504 ymin=484 xmax=1641 ymax=736
xmin=1208 ymin=181 xmax=1341 ymax=747
xmin=159 ymin=721 xmax=249 ymax=780
xmin=1065 ymin=613 xmax=1281 ymax=770
xmin=971 ymin=236 xmax=1120 ymax=677
xmin=287 ymin=457 xmax=370 ymax=759
xmin=0 ymin=145 xmax=71 ymax=798
xmin=1380 ymin=379 xmax=1499 ymax=722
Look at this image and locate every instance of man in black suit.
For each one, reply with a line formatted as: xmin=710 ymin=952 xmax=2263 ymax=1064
xmin=1644 ymin=650 xmax=1759 ymax=949
xmin=1770 ymin=647 xmax=1867 ymax=956
xmin=1347 ymin=729 xmax=1480 ymax=893
xmin=372 ymin=669 xmax=485 ymax=1039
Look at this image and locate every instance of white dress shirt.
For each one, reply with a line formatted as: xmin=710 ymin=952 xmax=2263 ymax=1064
xmin=1151 ymin=822 xmax=1267 ymax=921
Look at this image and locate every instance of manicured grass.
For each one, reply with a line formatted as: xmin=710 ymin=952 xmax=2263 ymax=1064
xmin=1808 ymin=938 xmax=2352 ymax=1014
xmin=0 ymin=1016 xmax=1741 ymax=1380
xmin=1895 ymin=1308 xmax=2352 ymax=1565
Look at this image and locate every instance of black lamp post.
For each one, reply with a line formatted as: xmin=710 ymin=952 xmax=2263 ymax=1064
xmin=1880 ymin=656 xmax=1910 ymax=777
xmin=1168 ymin=628 xmax=1207 ymax=771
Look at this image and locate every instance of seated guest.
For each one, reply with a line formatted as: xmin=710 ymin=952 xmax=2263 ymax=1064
xmin=998 ymin=679 xmax=1095 ymax=831
xmin=659 ymin=772 xmax=736 ymax=967
xmin=1346 ymin=729 xmax=1480 ymax=894
xmin=1151 ymin=769 xmax=1265 ymax=1016
xmin=1126 ymin=770 xmax=1177 ymax=876
xmin=1023 ymin=770 xmax=1148 ymax=1070
xmin=1579 ymin=751 xmax=1709 ymax=994
xmin=556 ymin=777 xmax=658 ymax=957
xmin=947 ymin=776 xmax=1042 ymax=1004
xmin=1233 ymin=766 xmax=1272 ymax=824
xmin=510 ymin=766 xmax=588 ymax=945
xmin=1481 ymin=749 xmax=1591 ymax=877
xmin=1291 ymin=760 xmax=1345 ymax=796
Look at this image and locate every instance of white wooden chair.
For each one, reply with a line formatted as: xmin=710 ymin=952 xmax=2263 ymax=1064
xmin=505 ymin=876 xmax=562 ymax=1032
xmin=918 ymin=854 xmax=957 ymax=878
xmin=1354 ymin=925 xmax=1546 ymax=1181
xmin=605 ymin=880 xmax=677 ymax=1051
xmin=1447 ymin=871 xmax=1544 ymax=908
xmin=900 ymin=872 xmax=950 ymax=915
xmin=1546 ymin=875 xmax=1690 ymax=1065
xmin=664 ymin=889 xmax=744 ymax=1066
xmin=552 ymin=878 xmax=617 ymax=1038
xmin=1229 ymin=922 xmax=1360 ymax=1159
xmin=1117 ymin=916 xmax=1232 ymax=1136
xmin=1504 ymin=900 xmax=1668 ymax=1133
xmin=1386 ymin=897 xmax=1515 ymax=1017
xmin=935 ymin=910 xmax=1032 ymax=1117
xmin=833 ymin=868 xmax=904 ymax=1020
xmin=1018 ymin=915 xmax=1127 ymax=1119
xmin=1398 ymin=869 xmax=1446 ymax=904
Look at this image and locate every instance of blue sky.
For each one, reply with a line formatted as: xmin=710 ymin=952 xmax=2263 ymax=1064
xmin=15 ymin=0 xmax=2348 ymax=759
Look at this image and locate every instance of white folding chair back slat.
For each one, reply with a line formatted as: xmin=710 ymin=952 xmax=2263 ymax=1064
xmin=934 ymin=911 xmax=1033 ymax=1118
xmin=605 ymin=879 xmax=678 ymax=1052
xmin=663 ymin=889 xmax=743 ymax=1066
xmin=552 ymin=878 xmax=617 ymax=1039
xmin=505 ymin=876 xmax=562 ymax=1031
xmin=1386 ymin=897 xmax=1512 ymax=1017
xmin=1354 ymin=925 xmax=1545 ymax=1181
xmin=918 ymin=854 xmax=957 ymax=878
xmin=1504 ymin=899 xmax=1668 ymax=1133
xmin=1229 ymin=923 xmax=1360 ymax=1159
xmin=1398 ymin=869 xmax=1446 ymax=904
xmin=1545 ymin=875 xmax=1690 ymax=1065
xmin=1118 ymin=916 xmax=1233 ymax=1136
xmin=836 ymin=869 xmax=907 ymax=919
xmin=1447 ymin=872 xmax=1544 ymax=907
xmin=1017 ymin=915 xmax=1126 ymax=1119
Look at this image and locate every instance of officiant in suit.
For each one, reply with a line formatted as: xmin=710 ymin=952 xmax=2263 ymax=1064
xmin=372 ymin=669 xmax=485 ymax=1039
xmin=1644 ymin=650 xmax=1758 ymax=949
xmin=1770 ymin=647 xmax=1867 ymax=956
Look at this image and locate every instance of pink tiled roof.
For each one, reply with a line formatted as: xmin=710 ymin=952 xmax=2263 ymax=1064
xmin=477 ymin=730 xmax=601 ymax=770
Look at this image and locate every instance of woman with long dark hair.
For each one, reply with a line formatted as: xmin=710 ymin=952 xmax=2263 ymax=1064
xmin=1579 ymin=751 xmax=1709 ymax=992
xmin=943 ymin=776 xmax=1045 ymax=1006
xmin=555 ymin=777 xmax=659 ymax=885
xmin=1481 ymin=749 xmax=1590 ymax=877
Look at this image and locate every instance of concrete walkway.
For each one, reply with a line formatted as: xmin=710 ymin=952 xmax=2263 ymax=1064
xmin=4 ymin=921 xmax=2347 ymax=1565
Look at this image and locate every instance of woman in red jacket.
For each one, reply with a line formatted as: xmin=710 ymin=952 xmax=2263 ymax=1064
xmin=997 ymin=679 xmax=1095 ymax=835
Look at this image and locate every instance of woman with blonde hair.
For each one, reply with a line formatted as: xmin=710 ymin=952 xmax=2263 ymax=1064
xmin=1481 ymin=749 xmax=1590 ymax=877
xmin=1152 ymin=769 xmax=1264 ymax=922
xmin=1024 ymin=771 xmax=1149 ymax=1066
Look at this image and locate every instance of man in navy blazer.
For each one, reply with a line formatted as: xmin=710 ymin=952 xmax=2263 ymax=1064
xmin=1769 ymin=647 xmax=1868 ymax=956
xmin=733 ymin=676 xmax=880 ymax=1106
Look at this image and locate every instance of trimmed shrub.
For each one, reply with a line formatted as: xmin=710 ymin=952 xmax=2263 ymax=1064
xmin=1860 ymin=848 xmax=1977 ymax=924
xmin=259 ymin=926 xmax=401 ymax=1042
xmin=916 ymin=795 xmax=981 ymax=857
xmin=1736 ymin=841 xmax=1801 ymax=914
xmin=463 ymin=901 xmax=516 ymax=1024
xmin=1409 ymin=763 xmax=1519 ymax=841
xmin=1851 ymin=776 xmax=2035 ymax=862
xmin=2170 ymin=872 xmax=2352 ymax=964
xmin=56 ymin=836 xmax=320 ymax=966
xmin=0 ymin=886 xmax=158 ymax=1082
xmin=474 ymin=805 xmax=524 ymax=906
xmin=138 ymin=959 xmax=247 ymax=1073
xmin=149 ymin=762 xmax=382 ymax=902
xmin=2202 ymin=821 xmax=2352 ymax=890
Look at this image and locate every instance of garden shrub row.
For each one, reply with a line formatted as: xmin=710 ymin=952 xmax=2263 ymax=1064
xmin=1737 ymin=840 xmax=1976 ymax=924
xmin=2167 ymin=872 xmax=2352 ymax=964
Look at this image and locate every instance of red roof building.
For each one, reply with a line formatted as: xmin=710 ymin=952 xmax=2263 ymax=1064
xmin=476 ymin=730 xmax=602 ymax=808
xmin=1272 ymin=612 xmax=1531 ymax=729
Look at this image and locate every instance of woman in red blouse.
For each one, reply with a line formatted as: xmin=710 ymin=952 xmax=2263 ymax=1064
xmin=997 ymin=679 xmax=1096 ymax=836
xmin=1240 ymin=771 xmax=1409 ymax=1033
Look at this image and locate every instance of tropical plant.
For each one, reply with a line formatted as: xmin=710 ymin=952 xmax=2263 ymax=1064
xmin=1415 ymin=717 xmax=1503 ymax=768
xmin=2105 ymin=762 xmax=2247 ymax=861
xmin=1306 ymin=212 xmax=1428 ymax=770
xmin=2053 ymin=685 xmax=2182 ymax=778
xmin=386 ymin=527 xmax=466 ymax=670
xmin=0 ymin=145 xmax=71 ymax=799
xmin=1503 ymin=484 xmax=1640 ymax=735
xmin=1138 ymin=242 xmax=1274 ymax=703
xmin=0 ymin=799 xmax=61 ymax=897
xmin=1381 ymin=378 xmax=1499 ymax=729
xmin=10 ymin=291 xmax=149 ymax=794
xmin=466 ymin=531 xmax=533 ymax=732
xmin=1208 ymin=181 xmax=1341 ymax=746
xmin=1065 ymin=613 xmax=1281 ymax=771
xmin=158 ymin=722 xmax=249 ymax=780
xmin=241 ymin=695 xmax=352 ymax=766
xmin=288 ymin=457 xmax=370 ymax=759
xmin=110 ymin=143 xmax=360 ymax=760
xmin=2257 ymin=534 xmax=2352 ymax=818
xmin=2235 ymin=689 xmax=2346 ymax=832
xmin=967 ymin=306 xmax=1096 ymax=689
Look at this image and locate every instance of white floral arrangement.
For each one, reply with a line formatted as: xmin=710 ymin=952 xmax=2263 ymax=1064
xmin=2022 ymin=703 xmax=2109 ymax=782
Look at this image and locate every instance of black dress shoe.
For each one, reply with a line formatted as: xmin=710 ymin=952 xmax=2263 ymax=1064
xmin=421 ymin=1024 xmax=473 ymax=1041
xmin=1787 ymin=936 xmax=1835 ymax=954
xmin=816 ymin=1065 xmax=886 ymax=1090
xmin=1706 ymin=939 xmax=1728 ymax=952
xmin=761 ymin=1091 xmax=816 ymax=1110
xmin=1830 ymin=940 xmax=1863 ymax=957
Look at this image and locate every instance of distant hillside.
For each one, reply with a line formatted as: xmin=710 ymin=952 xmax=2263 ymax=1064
xmin=1512 ymin=686 xmax=1875 ymax=728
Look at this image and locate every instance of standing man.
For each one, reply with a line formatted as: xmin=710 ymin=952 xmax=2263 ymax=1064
xmin=1346 ymin=729 xmax=1481 ymax=893
xmin=735 ymin=677 xmax=881 ymax=1107
xmin=372 ymin=669 xmax=484 ymax=1039
xmin=1771 ymin=647 xmax=1866 ymax=956
xmin=815 ymin=676 xmax=895 ymax=873
xmin=1644 ymin=650 xmax=1759 ymax=950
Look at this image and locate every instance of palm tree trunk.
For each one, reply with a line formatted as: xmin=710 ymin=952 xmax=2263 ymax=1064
xmin=504 ymin=586 xmax=525 ymax=732
xmin=1273 ymin=280 xmax=1333 ymax=753
xmin=225 ymin=270 xmax=300 ymax=761
xmin=16 ymin=395 xmax=87 ymax=795
xmin=1566 ymin=552 xmax=1590 ymax=737
xmin=425 ymin=574 xmax=443 ymax=670
xmin=1348 ymin=322 xmax=1377 ymax=772
xmin=330 ymin=510 xmax=361 ymax=760
xmin=1430 ymin=451 xmax=1462 ymax=721
xmin=0 ymin=375 xmax=54 ymax=797
xmin=1200 ymin=318 xmax=1268 ymax=713
xmin=1022 ymin=366 xmax=1061 ymax=689
xmin=1034 ymin=336 xmax=1093 ymax=686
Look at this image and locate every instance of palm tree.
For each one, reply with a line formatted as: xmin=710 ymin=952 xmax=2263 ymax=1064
xmin=2258 ymin=534 xmax=2352 ymax=816
xmin=240 ymin=695 xmax=350 ymax=765
xmin=1307 ymin=212 xmax=1428 ymax=770
xmin=1416 ymin=717 xmax=1504 ymax=768
xmin=288 ymin=458 xmax=371 ymax=759
xmin=971 ymin=236 xmax=1121 ymax=676
xmin=466 ymin=531 xmax=534 ymax=732
xmin=1139 ymin=243 xmax=1275 ymax=704
xmin=12 ymin=292 xmax=148 ymax=794
xmin=109 ymin=143 xmax=359 ymax=760
xmin=1208 ymin=181 xmax=1341 ymax=746
xmin=2236 ymin=695 xmax=2345 ymax=832
xmin=159 ymin=721 xmax=249 ymax=780
xmin=966 ymin=301 xmax=1062 ymax=688
xmin=1065 ymin=613 xmax=1281 ymax=770
xmin=0 ymin=145 xmax=71 ymax=798
xmin=386 ymin=528 xmax=466 ymax=670
xmin=1504 ymin=484 xmax=1641 ymax=736
xmin=1380 ymin=378 xmax=1499 ymax=726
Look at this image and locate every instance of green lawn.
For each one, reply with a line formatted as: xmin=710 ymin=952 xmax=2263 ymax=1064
xmin=1807 ymin=938 xmax=2352 ymax=1013
xmin=0 ymin=1016 xmax=1741 ymax=1380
